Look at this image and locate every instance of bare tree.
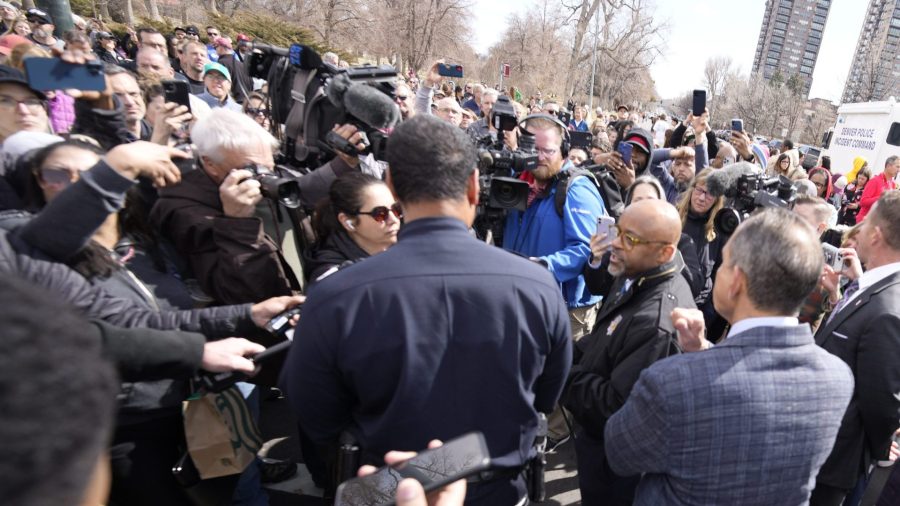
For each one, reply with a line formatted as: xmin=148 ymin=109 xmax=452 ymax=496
xmin=703 ymin=56 xmax=732 ymax=116
xmin=145 ymin=0 xmax=162 ymax=21
xmin=847 ymin=53 xmax=900 ymax=103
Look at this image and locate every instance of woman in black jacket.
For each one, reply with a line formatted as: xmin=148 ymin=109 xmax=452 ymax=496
xmin=676 ymin=167 xmax=728 ymax=340
xmin=305 ymin=172 xmax=401 ymax=286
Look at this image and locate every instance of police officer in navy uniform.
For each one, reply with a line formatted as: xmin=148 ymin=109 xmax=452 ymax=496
xmin=281 ymin=114 xmax=572 ymax=505
xmin=562 ymin=199 xmax=697 ymax=505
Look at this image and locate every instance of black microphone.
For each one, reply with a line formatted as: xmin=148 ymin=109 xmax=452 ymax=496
xmin=706 ymin=161 xmax=760 ymax=198
xmin=343 ymin=82 xmax=400 ymax=130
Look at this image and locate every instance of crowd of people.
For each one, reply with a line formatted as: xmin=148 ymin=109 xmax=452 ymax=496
xmin=1 ymin=5 xmax=900 ymax=506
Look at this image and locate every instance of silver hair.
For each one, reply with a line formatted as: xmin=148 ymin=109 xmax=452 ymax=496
xmin=482 ymin=88 xmax=499 ymax=100
xmin=191 ymin=108 xmax=279 ymax=163
xmin=323 ymin=52 xmax=339 ymax=65
xmin=727 ymin=208 xmax=823 ymax=314
xmin=472 ymin=83 xmax=485 ymax=93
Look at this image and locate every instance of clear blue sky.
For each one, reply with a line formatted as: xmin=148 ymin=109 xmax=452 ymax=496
xmin=472 ymin=0 xmax=869 ymax=104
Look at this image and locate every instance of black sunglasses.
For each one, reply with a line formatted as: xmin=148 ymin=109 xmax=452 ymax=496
xmin=246 ymin=107 xmax=269 ymax=116
xmin=355 ymin=203 xmax=403 ymax=223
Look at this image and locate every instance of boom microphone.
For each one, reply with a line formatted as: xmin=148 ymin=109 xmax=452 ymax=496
xmin=343 ymin=82 xmax=400 ymax=130
xmin=706 ymin=161 xmax=760 ymax=198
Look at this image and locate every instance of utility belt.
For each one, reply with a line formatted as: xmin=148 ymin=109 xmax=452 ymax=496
xmin=333 ymin=414 xmax=549 ymax=503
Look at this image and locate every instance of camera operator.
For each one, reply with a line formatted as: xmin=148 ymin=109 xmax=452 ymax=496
xmin=151 ymin=108 xmax=300 ymax=304
xmin=283 ymin=115 xmax=572 ymax=505
xmin=503 ymin=114 xmax=606 ymax=340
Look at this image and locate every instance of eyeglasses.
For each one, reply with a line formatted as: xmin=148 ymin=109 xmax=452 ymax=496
xmin=812 ymin=181 xmax=826 ymax=188
xmin=611 ymin=225 xmax=671 ymax=251
xmin=39 ymin=167 xmax=78 ymax=186
xmin=0 ymin=94 xmax=45 ymax=113
xmin=693 ymin=186 xmax=712 ymax=199
xmin=355 ymin=203 xmax=403 ymax=223
xmin=207 ymin=32 xmax=219 ymax=38
xmin=206 ymin=73 xmax=228 ymax=82
xmin=536 ymin=147 xmax=558 ymax=158
xmin=245 ymin=107 xmax=269 ymax=116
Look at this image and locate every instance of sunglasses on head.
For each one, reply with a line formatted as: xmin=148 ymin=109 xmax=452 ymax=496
xmin=355 ymin=203 xmax=403 ymax=223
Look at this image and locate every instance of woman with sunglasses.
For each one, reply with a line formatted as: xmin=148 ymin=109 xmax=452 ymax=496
xmin=306 ymin=171 xmax=402 ymax=286
xmin=242 ymin=91 xmax=270 ymax=129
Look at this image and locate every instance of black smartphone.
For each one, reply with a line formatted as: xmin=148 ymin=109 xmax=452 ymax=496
xmin=163 ymin=79 xmax=192 ymax=112
xmin=617 ymin=142 xmax=633 ymax=166
xmin=437 ymin=63 xmax=464 ymax=78
xmin=195 ymin=339 xmax=292 ymax=393
xmin=731 ymin=118 xmax=744 ymax=133
xmin=24 ymin=58 xmax=105 ymax=91
xmin=692 ymin=89 xmax=706 ymax=117
xmin=569 ymin=131 xmax=593 ymax=149
xmin=334 ymin=432 xmax=491 ymax=506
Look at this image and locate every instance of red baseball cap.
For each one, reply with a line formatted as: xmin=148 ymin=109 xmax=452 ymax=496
xmin=0 ymin=34 xmax=30 ymax=56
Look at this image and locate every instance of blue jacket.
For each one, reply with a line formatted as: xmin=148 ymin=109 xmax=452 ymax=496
xmin=502 ymin=161 xmax=606 ymax=309
xmin=569 ymin=120 xmax=589 ymax=132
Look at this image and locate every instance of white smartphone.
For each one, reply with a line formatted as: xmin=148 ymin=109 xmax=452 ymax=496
xmin=597 ymin=216 xmax=616 ymax=239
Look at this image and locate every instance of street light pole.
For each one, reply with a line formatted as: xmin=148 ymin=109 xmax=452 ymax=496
xmin=588 ymin=10 xmax=600 ymax=113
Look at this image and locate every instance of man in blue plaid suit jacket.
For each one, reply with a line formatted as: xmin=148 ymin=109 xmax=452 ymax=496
xmin=604 ymin=209 xmax=854 ymax=506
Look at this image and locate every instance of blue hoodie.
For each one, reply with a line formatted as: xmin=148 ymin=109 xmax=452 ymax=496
xmin=503 ymin=160 xmax=606 ymax=309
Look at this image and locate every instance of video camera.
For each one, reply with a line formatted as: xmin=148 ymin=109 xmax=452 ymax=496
xmin=246 ymin=43 xmax=400 ymax=168
xmin=473 ymin=96 xmax=536 ymax=215
xmin=713 ymin=173 xmax=797 ymax=236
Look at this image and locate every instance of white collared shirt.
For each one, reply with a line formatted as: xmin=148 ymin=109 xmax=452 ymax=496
xmin=845 ymin=261 xmax=900 ymax=306
xmin=727 ymin=316 xmax=800 ymax=339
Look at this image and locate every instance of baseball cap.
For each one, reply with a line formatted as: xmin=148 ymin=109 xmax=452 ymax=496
xmin=616 ymin=104 xmax=629 ymax=112
xmin=185 ymin=25 xmax=199 ymax=36
xmin=174 ymin=26 xmax=186 ymax=33
xmin=0 ymin=34 xmax=30 ymax=56
xmin=623 ymin=132 xmax=651 ymax=155
xmin=0 ymin=65 xmax=46 ymax=99
xmin=235 ymin=33 xmax=250 ymax=42
xmin=95 ymin=31 xmax=115 ymax=40
xmin=213 ymin=36 xmax=232 ymax=50
xmin=0 ymin=1 xmax=16 ymax=10
xmin=25 ymin=7 xmax=51 ymax=25
xmin=202 ymin=62 xmax=230 ymax=81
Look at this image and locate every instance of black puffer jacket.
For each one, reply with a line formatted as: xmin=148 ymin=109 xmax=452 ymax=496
xmin=681 ymin=209 xmax=723 ymax=307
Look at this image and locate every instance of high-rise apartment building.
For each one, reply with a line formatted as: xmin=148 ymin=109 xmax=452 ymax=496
xmin=841 ymin=0 xmax=900 ymax=104
xmin=752 ymin=0 xmax=832 ymax=97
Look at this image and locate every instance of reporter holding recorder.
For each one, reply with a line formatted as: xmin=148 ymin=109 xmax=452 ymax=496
xmin=604 ymin=208 xmax=853 ymax=505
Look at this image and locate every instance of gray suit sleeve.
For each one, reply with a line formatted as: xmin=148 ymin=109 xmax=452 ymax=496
xmin=604 ymin=366 xmax=670 ymax=476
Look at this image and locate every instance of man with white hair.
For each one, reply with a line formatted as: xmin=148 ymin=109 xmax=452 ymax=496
xmin=433 ymin=96 xmax=462 ymax=127
xmin=150 ymin=108 xmax=298 ymax=304
xmin=322 ymin=51 xmax=339 ymax=66
xmin=466 ymin=87 xmax=499 ymax=138
xmin=462 ymin=83 xmax=484 ymax=116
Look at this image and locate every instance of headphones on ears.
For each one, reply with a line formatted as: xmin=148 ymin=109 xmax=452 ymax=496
xmin=519 ymin=113 xmax=571 ymax=158
xmin=345 ymin=220 xmax=355 ymax=231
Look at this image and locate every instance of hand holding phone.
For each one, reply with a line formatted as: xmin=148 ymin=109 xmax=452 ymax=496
xmin=731 ymin=118 xmax=744 ymax=133
xmin=592 ymin=216 xmax=616 ymax=260
xmin=692 ymin=90 xmax=706 ymax=117
xmin=617 ymin=142 xmax=633 ymax=166
xmin=25 ymin=58 xmax=106 ymax=91
xmin=437 ymin=63 xmax=464 ymax=78
xmin=335 ymin=433 xmax=489 ymax=506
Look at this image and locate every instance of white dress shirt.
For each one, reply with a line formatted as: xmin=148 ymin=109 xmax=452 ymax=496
xmin=727 ymin=316 xmax=800 ymax=339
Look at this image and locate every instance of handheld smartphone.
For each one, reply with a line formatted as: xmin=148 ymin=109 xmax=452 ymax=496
xmin=822 ymin=243 xmax=843 ymax=271
xmin=195 ymin=339 xmax=292 ymax=394
xmin=24 ymin=58 xmax=105 ymax=91
xmin=569 ymin=131 xmax=593 ymax=149
xmin=437 ymin=63 xmax=464 ymax=78
xmin=334 ymin=432 xmax=491 ymax=506
xmin=162 ymin=79 xmax=192 ymax=112
xmin=692 ymin=90 xmax=706 ymax=117
xmin=731 ymin=118 xmax=744 ymax=133
xmin=597 ymin=216 xmax=616 ymax=239
xmin=617 ymin=142 xmax=633 ymax=166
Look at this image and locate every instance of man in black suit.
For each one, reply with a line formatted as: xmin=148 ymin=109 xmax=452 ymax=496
xmin=812 ymin=190 xmax=900 ymax=505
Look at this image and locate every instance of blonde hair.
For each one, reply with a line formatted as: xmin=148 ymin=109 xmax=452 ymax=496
xmin=676 ymin=167 xmax=724 ymax=243
xmin=7 ymin=44 xmax=52 ymax=72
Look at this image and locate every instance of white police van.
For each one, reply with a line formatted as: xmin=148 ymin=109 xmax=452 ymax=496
xmin=821 ymin=97 xmax=900 ymax=176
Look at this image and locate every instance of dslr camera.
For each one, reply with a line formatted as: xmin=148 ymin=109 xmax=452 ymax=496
xmin=714 ymin=173 xmax=797 ymax=236
xmin=241 ymin=163 xmax=303 ymax=209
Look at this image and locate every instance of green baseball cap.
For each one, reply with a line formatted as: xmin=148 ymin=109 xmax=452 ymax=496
xmin=202 ymin=62 xmax=231 ymax=82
